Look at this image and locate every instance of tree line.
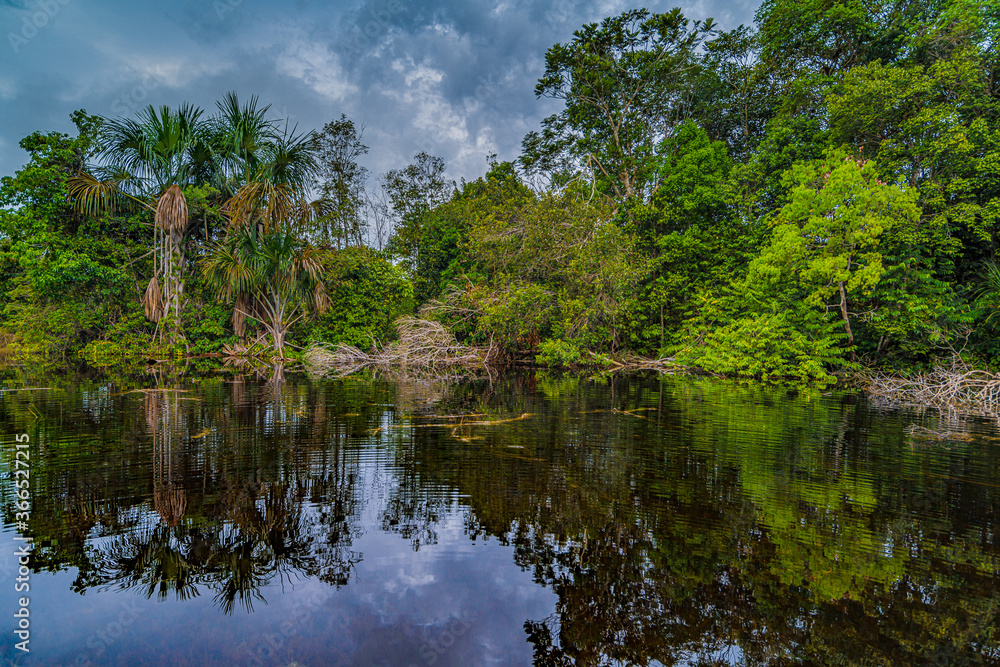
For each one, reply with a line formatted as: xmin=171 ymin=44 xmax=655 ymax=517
xmin=0 ymin=0 xmax=997 ymax=382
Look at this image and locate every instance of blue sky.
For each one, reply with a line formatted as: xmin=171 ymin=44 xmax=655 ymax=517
xmin=0 ymin=0 xmax=760 ymax=184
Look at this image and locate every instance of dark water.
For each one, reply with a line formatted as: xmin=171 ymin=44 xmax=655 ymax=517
xmin=0 ymin=369 xmax=999 ymax=666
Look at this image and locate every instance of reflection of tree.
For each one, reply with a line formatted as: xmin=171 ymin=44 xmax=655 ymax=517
xmin=380 ymin=441 xmax=445 ymax=550
xmin=148 ymin=390 xmax=187 ymax=527
xmin=82 ymin=480 xmax=340 ymax=614
xmin=1 ymin=371 xmax=377 ymax=614
xmin=392 ymin=375 xmax=1000 ymax=666
xmin=4 ymin=369 xmax=1000 ymax=659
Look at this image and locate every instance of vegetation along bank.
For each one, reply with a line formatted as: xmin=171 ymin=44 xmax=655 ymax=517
xmin=1 ymin=1 xmax=998 ymax=388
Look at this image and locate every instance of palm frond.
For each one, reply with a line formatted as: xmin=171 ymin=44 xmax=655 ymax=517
xmin=224 ymin=179 xmax=303 ymax=231
xmin=66 ymin=172 xmax=122 ymax=218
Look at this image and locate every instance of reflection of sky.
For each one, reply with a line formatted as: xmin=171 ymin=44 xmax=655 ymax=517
xmin=0 ymin=460 xmax=555 ymax=666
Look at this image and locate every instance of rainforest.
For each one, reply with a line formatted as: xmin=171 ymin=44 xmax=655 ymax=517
xmin=3 ymin=2 xmax=1000 ymax=666
xmin=1 ymin=1 xmax=997 ymax=384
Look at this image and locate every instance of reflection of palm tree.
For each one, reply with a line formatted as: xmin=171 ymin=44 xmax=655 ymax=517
xmin=148 ymin=390 xmax=188 ymax=527
xmin=27 ymin=374 xmax=373 ymax=616
xmin=153 ymin=484 xmax=187 ymax=528
xmin=103 ymin=523 xmax=200 ymax=603
xmin=211 ymin=528 xmax=272 ymax=614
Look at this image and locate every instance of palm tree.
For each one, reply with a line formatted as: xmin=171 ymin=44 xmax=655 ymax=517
xmin=68 ymin=103 xmax=215 ymax=337
xmin=223 ymin=122 xmax=318 ymax=233
xmin=216 ymin=108 xmax=319 ymax=342
xmin=68 ymin=93 xmax=320 ymax=344
xmin=203 ymin=225 xmax=329 ymax=357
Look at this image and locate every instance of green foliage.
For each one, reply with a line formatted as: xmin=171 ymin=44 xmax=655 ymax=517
xmin=384 ymin=151 xmax=453 ymax=294
xmin=536 ymin=338 xmax=583 ymax=367
xmin=536 ymin=338 xmax=614 ymax=369
xmin=1 ymin=0 xmax=998 ymax=377
xmin=473 ymin=282 xmax=557 ymax=349
xmin=523 ymin=8 xmax=714 ymax=203
xmin=0 ymin=120 xmax=148 ymax=360
xmin=304 ymin=246 xmax=414 ymax=349
xmin=183 ymin=293 xmax=236 ymax=355
xmin=626 ymin=121 xmax=744 ymax=354
xmin=676 ymin=312 xmax=844 ymax=384
xmin=462 ymin=184 xmax=646 ymax=352
xmin=747 ymin=150 xmax=921 ymax=362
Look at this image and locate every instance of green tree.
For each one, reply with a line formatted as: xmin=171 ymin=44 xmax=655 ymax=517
xmin=749 ymin=151 xmax=921 ymax=360
xmin=304 ymin=246 xmax=414 ymax=349
xmin=523 ymin=8 xmax=714 ymax=203
xmin=628 ymin=121 xmax=739 ymax=352
xmin=203 ymin=226 xmax=328 ymax=357
xmin=462 ymin=183 xmax=646 ymax=352
xmin=691 ymin=25 xmax=779 ymax=162
xmin=0 ymin=114 xmax=148 ymax=358
xmin=383 ymin=151 xmax=453 ymax=297
xmin=308 ymin=114 xmax=369 ymax=248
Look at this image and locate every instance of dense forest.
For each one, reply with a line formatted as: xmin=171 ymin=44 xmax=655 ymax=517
xmin=0 ymin=0 xmax=997 ymax=383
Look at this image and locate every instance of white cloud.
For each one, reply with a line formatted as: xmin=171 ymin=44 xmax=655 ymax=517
xmin=0 ymin=78 xmax=15 ymax=100
xmin=275 ymin=33 xmax=358 ymax=103
xmin=381 ymin=58 xmax=470 ymax=148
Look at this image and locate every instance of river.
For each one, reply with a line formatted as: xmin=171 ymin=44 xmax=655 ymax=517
xmin=1 ymin=369 xmax=998 ymax=665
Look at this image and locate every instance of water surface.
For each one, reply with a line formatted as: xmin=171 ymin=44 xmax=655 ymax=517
xmin=1 ymin=369 xmax=998 ymax=665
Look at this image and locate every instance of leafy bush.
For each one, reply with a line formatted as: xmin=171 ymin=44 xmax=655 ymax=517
xmin=676 ymin=313 xmax=847 ymax=384
xmin=303 ymin=246 xmax=414 ymax=350
xmin=537 ymin=338 xmax=583 ymax=367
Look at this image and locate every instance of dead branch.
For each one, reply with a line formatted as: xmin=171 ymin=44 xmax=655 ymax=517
xmin=863 ymin=358 xmax=1000 ymax=417
xmin=304 ymin=316 xmax=496 ymax=379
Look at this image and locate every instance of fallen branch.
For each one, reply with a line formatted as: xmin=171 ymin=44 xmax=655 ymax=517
xmin=305 ymin=317 xmax=495 ymax=379
xmin=864 ymin=359 xmax=1000 ymax=416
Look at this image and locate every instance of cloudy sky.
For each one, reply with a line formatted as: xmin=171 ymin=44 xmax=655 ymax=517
xmin=0 ymin=0 xmax=760 ymax=185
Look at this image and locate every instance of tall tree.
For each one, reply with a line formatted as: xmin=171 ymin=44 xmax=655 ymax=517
xmin=748 ymin=151 xmax=921 ymax=360
xmin=521 ymin=8 xmax=714 ymax=204
xmin=309 ymin=115 xmax=369 ymax=248
xmin=383 ymin=152 xmax=453 ymax=284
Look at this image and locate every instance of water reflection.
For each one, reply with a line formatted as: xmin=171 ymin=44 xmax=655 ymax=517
xmin=1 ymin=369 xmax=999 ymax=665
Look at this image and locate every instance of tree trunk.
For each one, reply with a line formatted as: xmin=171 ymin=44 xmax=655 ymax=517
xmin=838 ymin=280 xmax=856 ymax=362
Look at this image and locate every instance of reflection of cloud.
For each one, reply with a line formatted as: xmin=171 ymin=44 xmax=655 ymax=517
xmin=384 ymin=565 xmax=436 ymax=593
